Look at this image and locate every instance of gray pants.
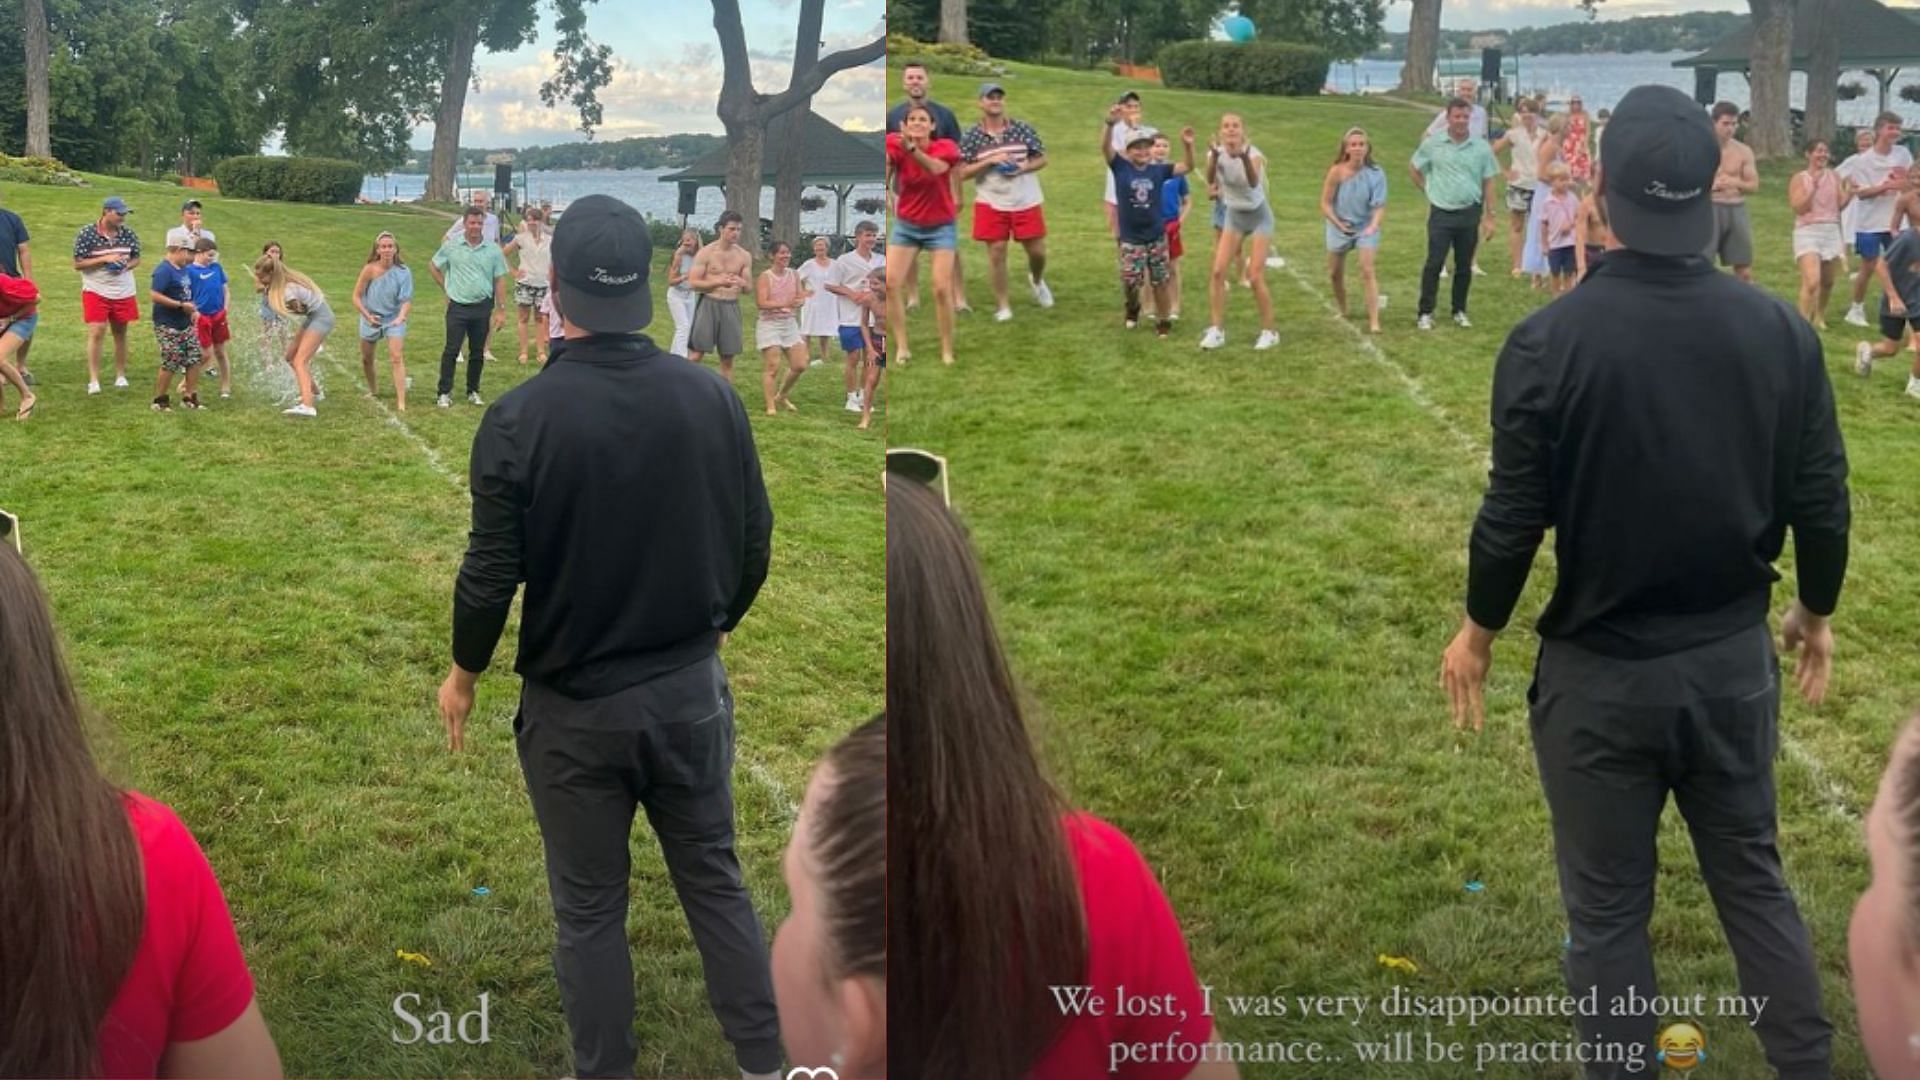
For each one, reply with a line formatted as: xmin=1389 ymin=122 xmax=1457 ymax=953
xmin=515 ymin=655 xmax=782 ymax=1078
xmin=1529 ymin=623 xmax=1831 ymax=1080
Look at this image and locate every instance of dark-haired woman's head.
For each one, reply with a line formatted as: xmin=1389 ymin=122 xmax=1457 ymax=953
xmin=0 ymin=543 xmax=144 ymax=1076
xmin=773 ymin=715 xmax=885 ymax=1076
xmin=1852 ymin=714 xmax=1920 ymax=1076
xmin=885 ymin=478 xmax=1087 ymax=1077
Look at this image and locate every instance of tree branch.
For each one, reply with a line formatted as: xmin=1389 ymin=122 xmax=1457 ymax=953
xmin=752 ymin=36 xmax=883 ymax=121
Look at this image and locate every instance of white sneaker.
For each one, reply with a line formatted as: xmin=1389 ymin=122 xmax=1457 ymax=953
xmin=1846 ymin=303 xmax=1870 ymax=327
xmin=1453 ymin=312 xmax=1473 ymax=328
xmin=1908 ymin=375 xmax=1920 ymax=400
xmin=1439 ymin=267 xmax=1450 ymax=279
xmin=1031 ymin=278 xmax=1054 ymax=308
xmin=405 ymin=376 xmax=414 ymax=389
xmin=1472 ymin=263 xmax=1488 ymax=277
xmin=467 ymin=391 xmax=484 ymax=406
xmin=844 ymin=393 xmax=861 ymax=413
xmin=994 ymin=307 xmax=1013 ymax=323
xmin=1378 ymin=295 xmax=1389 ymax=311
xmin=1417 ymin=314 xmax=1435 ymax=331
xmin=1254 ymin=330 xmax=1280 ymax=350
xmin=1857 ymin=341 xmax=1877 ymax=377
xmin=282 ymin=404 xmax=317 ymax=418
xmin=1199 ymin=326 xmax=1226 ymax=350
xmin=87 ymin=381 xmax=101 ymax=395
xmin=113 ymin=375 xmax=129 ymax=388
xmin=808 ymin=358 xmax=822 ymax=367
xmin=1265 ymin=255 xmax=1285 ymax=270
xmin=436 ymin=393 xmax=452 ymax=408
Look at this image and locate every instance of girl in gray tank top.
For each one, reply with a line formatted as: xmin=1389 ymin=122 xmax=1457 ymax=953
xmin=1200 ymin=113 xmax=1279 ymax=352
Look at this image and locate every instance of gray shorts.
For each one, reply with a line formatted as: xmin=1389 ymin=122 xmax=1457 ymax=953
xmin=298 ymin=300 xmax=336 ymax=337
xmin=689 ymin=296 xmax=743 ymax=356
xmin=1707 ymin=203 xmax=1753 ymax=267
xmin=1222 ymin=202 xmax=1274 ymax=238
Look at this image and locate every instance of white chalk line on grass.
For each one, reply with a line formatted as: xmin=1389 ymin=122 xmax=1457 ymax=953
xmin=1275 ymin=257 xmax=1862 ymax=826
xmin=310 ymin=349 xmax=805 ymax=819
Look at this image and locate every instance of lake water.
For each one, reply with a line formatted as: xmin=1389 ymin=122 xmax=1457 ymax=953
xmin=1337 ymin=51 xmax=1920 ymax=128
xmin=359 ymin=167 xmax=883 ymax=234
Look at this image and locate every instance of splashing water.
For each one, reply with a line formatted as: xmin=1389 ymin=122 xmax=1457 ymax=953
xmin=229 ymin=294 xmax=324 ymax=406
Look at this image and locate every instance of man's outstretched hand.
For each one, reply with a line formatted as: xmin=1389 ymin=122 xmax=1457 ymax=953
xmin=1441 ymin=616 xmax=1497 ymax=732
xmin=438 ymin=665 xmax=478 ymax=751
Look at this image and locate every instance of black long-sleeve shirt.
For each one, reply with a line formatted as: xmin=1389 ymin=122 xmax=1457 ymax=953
xmin=1467 ymin=252 xmax=1850 ymax=658
xmin=452 ymin=333 xmax=772 ymax=699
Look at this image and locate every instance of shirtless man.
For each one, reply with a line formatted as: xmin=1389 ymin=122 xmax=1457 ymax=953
xmin=688 ymin=209 xmax=753 ymax=379
xmin=1707 ymin=101 xmax=1760 ymax=282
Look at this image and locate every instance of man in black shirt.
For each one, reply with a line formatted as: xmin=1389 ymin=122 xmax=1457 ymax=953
xmin=1441 ymin=85 xmax=1849 ymax=1080
xmin=438 ymin=195 xmax=781 ymax=1080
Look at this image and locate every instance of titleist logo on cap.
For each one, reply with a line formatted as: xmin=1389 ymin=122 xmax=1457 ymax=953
xmin=1643 ymin=180 xmax=1703 ymax=202
xmin=590 ymin=266 xmax=640 ymax=285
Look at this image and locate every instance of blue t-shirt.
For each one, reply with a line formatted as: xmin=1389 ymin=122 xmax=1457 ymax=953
xmin=1110 ymin=158 xmax=1177 ymax=245
xmin=185 ymin=262 xmax=228 ymax=315
xmin=150 ymin=260 xmax=194 ymax=329
xmin=0 ymin=209 xmax=28 ymax=277
xmin=1160 ymin=173 xmax=1190 ymax=224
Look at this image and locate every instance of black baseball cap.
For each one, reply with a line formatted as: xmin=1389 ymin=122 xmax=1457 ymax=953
xmin=550 ymin=194 xmax=653 ymax=334
xmin=1601 ymin=85 xmax=1718 ymax=257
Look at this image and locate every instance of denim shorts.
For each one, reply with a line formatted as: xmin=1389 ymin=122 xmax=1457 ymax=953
xmin=1 ymin=311 xmax=37 ymax=341
xmin=891 ymin=217 xmax=957 ymax=251
xmin=359 ymin=313 xmax=407 ymax=341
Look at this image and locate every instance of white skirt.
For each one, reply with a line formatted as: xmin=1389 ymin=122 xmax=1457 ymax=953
xmin=1793 ymin=223 xmax=1845 ymax=262
xmin=800 ymin=292 xmax=839 ymax=337
xmin=757 ymin=317 xmax=803 ymax=350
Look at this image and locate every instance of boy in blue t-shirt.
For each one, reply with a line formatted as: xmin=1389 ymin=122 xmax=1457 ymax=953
xmin=1153 ymin=133 xmax=1192 ymax=322
xmin=147 ymin=241 xmax=204 ymax=411
xmin=1103 ymin=110 xmax=1194 ymax=336
xmin=184 ymin=237 xmax=232 ymax=398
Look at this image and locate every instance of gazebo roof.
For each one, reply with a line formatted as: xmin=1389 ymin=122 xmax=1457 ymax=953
xmin=1674 ymin=0 xmax=1920 ymax=69
xmin=660 ymin=110 xmax=880 ymax=189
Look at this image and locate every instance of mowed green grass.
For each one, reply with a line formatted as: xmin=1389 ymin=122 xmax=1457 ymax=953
xmin=0 ymin=176 xmax=879 ymax=1076
xmin=889 ymin=60 xmax=1911 ymax=1077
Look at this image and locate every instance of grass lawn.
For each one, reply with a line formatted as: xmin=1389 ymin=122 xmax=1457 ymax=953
xmin=889 ymin=59 xmax=1908 ymax=1078
xmin=0 ymin=175 xmax=880 ymax=1076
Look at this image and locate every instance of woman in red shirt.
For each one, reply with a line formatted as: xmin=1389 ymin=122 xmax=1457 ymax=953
xmin=0 ymin=542 xmax=281 ymax=1078
xmin=886 ymin=477 xmax=1239 ymax=1080
xmin=885 ymin=103 xmax=961 ymax=367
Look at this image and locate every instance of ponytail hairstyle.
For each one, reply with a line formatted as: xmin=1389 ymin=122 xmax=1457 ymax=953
xmin=0 ymin=542 xmax=145 ymax=1077
xmin=252 ymin=255 xmax=325 ymax=318
xmin=885 ymin=478 xmax=1088 ymax=1077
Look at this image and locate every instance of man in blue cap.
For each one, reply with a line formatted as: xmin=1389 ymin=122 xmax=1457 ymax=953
xmin=438 ymin=194 xmax=781 ymax=1080
xmin=72 ymin=196 xmax=141 ymax=393
xmin=1441 ymin=85 xmax=1848 ymax=1079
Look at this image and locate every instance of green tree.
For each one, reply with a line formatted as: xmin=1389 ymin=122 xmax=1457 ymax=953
xmin=1236 ymin=0 xmax=1385 ymax=62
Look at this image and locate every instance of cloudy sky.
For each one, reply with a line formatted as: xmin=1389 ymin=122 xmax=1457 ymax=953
xmin=1384 ymin=0 xmax=1749 ymax=33
xmin=409 ymin=0 xmax=885 ymax=149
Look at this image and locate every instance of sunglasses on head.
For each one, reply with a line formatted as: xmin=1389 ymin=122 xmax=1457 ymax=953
xmin=885 ymin=448 xmax=949 ymax=508
xmin=0 ymin=508 xmax=18 ymax=554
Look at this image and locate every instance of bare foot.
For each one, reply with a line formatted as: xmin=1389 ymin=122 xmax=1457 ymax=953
xmin=857 ymin=415 xmax=871 ymax=430
xmin=765 ymin=404 xmax=778 ymax=416
xmin=941 ymin=352 xmax=955 ymax=366
xmin=15 ymin=393 xmax=35 ymax=420
xmin=517 ymin=353 xmax=529 ymax=365
xmin=1368 ymin=323 xmax=1382 ymax=334
xmin=780 ymin=395 xmax=798 ymax=412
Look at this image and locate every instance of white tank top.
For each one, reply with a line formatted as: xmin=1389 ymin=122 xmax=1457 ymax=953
xmin=1509 ymin=125 xmax=1539 ymax=188
xmin=1215 ymin=144 xmax=1268 ymax=212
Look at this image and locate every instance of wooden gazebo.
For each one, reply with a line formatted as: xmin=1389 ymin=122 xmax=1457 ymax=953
xmin=659 ymin=110 xmax=880 ymax=238
xmin=1674 ymin=0 xmax=1920 ymax=114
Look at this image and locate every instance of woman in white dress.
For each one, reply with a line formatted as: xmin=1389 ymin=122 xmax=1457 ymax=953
xmin=796 ymin=235 xmax=839 ymax=367
xmin=663 ymin=229 xmax=700 ymax=357
xmin=502 ymin=208 xmax=552 ymax=365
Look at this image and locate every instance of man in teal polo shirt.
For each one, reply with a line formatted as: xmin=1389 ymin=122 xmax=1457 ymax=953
xmin=430 ymin=206 xmax=510 ymax=406
xmin=1411 ymin=98 xmax=1501 ymax=330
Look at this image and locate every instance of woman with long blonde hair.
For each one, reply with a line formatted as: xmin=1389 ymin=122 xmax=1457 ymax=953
xmin=1321 ymin=126 xmax=1387 ymax=333
xmin=252 ymin=255 xmax=335 ymax=418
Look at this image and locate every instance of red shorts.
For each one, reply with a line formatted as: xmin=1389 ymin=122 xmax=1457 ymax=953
xmin=195 ymin=311 xmax=231 ymax=348
xmin=973 ymin=204 xmax=1047 ymax=243
xmin=1166 ymin=218 xmax=1184 ymax=260
xmin=82 ymin=292 xmax=139 ymax=325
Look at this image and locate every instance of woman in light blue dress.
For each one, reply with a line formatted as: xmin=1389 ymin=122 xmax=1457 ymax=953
xmin=1320 ymin=127 xmax=1387 ymax=333
xmin=352 ymin=231 xmax=415 ymax=410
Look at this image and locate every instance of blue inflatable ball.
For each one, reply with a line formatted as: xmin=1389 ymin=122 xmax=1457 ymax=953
xmin=1223 ymin=14 xmax=1256 ymax=41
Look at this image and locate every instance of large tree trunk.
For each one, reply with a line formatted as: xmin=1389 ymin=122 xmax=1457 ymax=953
xmin=1400 ymin=0 xmax=1441 ymax=94
xmin=1748 ymin=0 xmax=1795 ymax=158
xmin=426 ymin=20 xmax=479 ymax=203
xmin=772 ymin=0 xmax=824 ymax=248
xmin=712 ymin=0 xmax=884 ymax=256
xmin=940 ymin=0 xmax=968 ymax=46
xmin=1804 ymin=0 xmax=1839 ymax=148
xmin=22 ymin=0 xmax=50 ymax=158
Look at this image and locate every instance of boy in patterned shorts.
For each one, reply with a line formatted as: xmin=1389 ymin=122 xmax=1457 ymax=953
xmin=1101 ymin=111 xmax=1195 ymax=336
xmin=147 ymin=239 xmax=205 ymax=410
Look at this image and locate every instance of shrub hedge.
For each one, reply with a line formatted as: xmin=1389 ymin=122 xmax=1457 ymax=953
xmin=0 ymin=154 xmax=86 ymax=187
xmin=211 ymin=156 xmax=362 ymax=204
xmin=886 ymin=33 xmax=997 ymax=77
xmin=1156 ymin=40 xmax=1331 ymax=97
